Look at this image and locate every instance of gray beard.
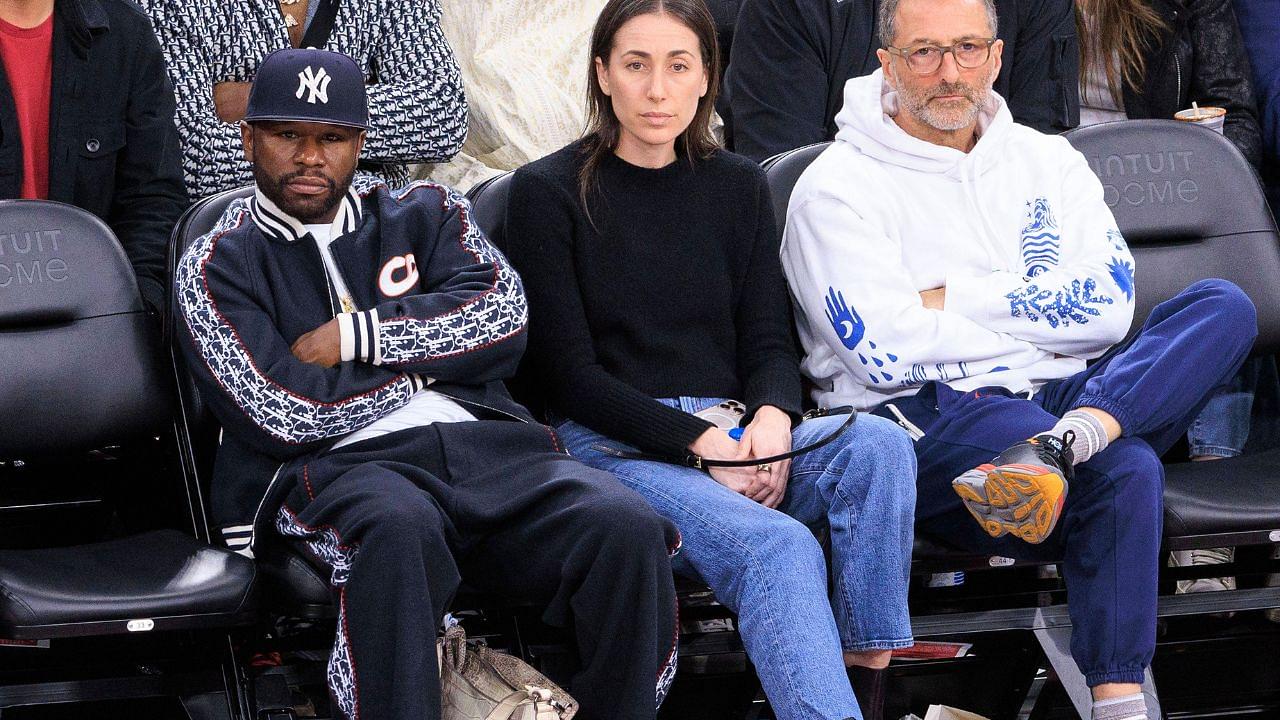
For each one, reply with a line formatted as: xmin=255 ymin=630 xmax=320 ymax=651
xmin=913 ymin=94 xmax=986 ymax=131
xmin=896 ymin=69 xmax=997 ymax=133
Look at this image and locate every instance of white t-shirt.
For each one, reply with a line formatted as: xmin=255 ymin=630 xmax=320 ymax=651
xmin=1077 ymin=12 xmax=1129 ymax=127
xmin=304 ymin=224 xmax=478 ymax=450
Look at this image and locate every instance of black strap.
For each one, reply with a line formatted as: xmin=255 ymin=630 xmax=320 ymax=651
xmin=300 ymin=0 xmax=342 ymax=49
xmin=592 ymin=407 xmax=856 ymax=470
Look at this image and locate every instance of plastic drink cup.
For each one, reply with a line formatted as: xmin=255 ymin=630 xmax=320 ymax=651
xmin=1174 ymin=105 xmax=1226 ymax=134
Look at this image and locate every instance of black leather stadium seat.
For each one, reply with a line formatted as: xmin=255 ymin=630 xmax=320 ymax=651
xmin=166 ymin=186 xmax=335 ymax=617
xmin=470 ymin=171 xmax=555 ymax=419
xmin=0 ymin=200 xmax=167 ymax=457
xmin=1064 ymin=120 xmax=1280 ymax=348
xmin=0 ymin=530 xmax=254 ymax=637
xmin=0 ymin=200 xmax=257 ymax=714
xmin=1065 ymin=120 xmax=1280 ymax=550
xmin=466 ymin=171 xmax=514 ymax=251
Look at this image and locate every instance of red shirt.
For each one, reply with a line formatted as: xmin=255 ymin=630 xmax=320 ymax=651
xmin=0 ymin=14 xmax=53 ymax=200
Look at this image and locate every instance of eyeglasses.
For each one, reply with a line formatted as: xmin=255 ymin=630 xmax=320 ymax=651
xmin=884 ymin=38 xmax=997 ymax=75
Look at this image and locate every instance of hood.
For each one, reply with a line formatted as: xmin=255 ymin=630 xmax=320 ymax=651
xmin=833 ymin=68 xmax=1013 ymax=180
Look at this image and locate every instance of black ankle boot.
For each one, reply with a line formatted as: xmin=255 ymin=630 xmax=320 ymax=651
xmin=847 ymin=665 xmax=887 ymax=720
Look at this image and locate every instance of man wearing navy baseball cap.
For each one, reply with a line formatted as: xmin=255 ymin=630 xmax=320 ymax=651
xmin=176 ymin=48 xmax=680 ymax=720
xmin=241 ymin=48 xmax=370 ymax=229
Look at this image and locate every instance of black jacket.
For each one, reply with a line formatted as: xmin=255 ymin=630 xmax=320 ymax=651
xmin=721 ymin=0 xmax=1081 ymax=161
xmin=175 ymin=177 xmax=534 ymax=542
xmin=1119 ymin=0 xmax=1262 ymax=168
xmin=0 ymin=0 xmax=186 ymax=313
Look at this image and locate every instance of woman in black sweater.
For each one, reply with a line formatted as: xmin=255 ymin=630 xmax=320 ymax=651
xmin=504 ymin=1 xmax=916 ymax=718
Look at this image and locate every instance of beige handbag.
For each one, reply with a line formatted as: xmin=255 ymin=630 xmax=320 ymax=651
xmin=438 ymin=623 xmax=578 ymax=720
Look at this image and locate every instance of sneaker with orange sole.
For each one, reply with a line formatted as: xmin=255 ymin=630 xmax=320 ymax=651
xmin=952 ymin=432 xmax=1075 ymax=544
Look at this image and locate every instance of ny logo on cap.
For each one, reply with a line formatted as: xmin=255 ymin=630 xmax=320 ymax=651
xmin=296 ymin=66 xmax=332 ymax=104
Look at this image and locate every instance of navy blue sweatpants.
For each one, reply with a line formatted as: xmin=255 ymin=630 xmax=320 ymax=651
xmin=267 ymin=420 xmax=681 ymax=720
xmin=877 ymin=279 xmax=1256 ymax=686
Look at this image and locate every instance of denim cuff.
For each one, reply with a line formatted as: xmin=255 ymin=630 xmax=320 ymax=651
xmin=1186 ymin=444 xmax=1241 ymax=459
xmin=1186 ymin=389 xmax=1254 ymax=456
xmin=843 ymin=638 xmax=915 ymax=653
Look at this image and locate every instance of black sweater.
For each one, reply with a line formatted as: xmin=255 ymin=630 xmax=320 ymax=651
xmin=505 ymin=142 xmax=802 ymax=457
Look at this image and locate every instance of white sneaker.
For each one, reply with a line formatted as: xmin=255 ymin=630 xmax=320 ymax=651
xmin=1170 ymin=547 xmax=1236 ymax=594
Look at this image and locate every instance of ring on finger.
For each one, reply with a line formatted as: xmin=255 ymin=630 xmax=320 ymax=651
xmin=756 ymin=463 xmax=772 ymax=473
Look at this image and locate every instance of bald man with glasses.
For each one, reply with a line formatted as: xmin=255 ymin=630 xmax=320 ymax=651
xmin=780 ymin=0 xmax=1257 ymax=718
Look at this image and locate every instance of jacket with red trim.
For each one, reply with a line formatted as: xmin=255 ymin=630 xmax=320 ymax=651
xmin=175 ymin=175 xmax=533 ymax=539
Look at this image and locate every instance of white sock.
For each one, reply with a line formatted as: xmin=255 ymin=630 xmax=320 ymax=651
xmin=1046 ymin=409 xmax=1109 ymax=464
xmin=1092 ymin=692 xmax=1148 ymax=720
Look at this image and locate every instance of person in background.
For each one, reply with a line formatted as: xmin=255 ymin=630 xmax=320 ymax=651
xmin=706 ymin=0 xmax=741 ymax=77
xmin=417 ymin=0 xmax=607 ymax=191
xmin=139 ymin=0 xmax=467 ymax=200
xmin=0 ymin=0 xmax=186 ymax=315
xmin=1073 ymin=0 xmax=1266 ymax=590
xmin=505 ymin=2 xmax=918 ymax=719
xmin=1232 ymin=0 xmax=1279 ymax=207
xmin=1074 ymin=0 xmax=1260 ymax=164
xmin=721 ymin=0 xmax=1079 ymax=161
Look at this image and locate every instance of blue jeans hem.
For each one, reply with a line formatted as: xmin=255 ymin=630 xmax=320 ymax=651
xmin=1085 ymin=669 xmax=1146 ymax=687
xmin=1186 ymin=444 xmax=1240 ymax=459
xmin=843 ymin=638 xmax=914 ymax=652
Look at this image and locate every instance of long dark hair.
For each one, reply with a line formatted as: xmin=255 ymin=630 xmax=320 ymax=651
xmin=578 ymin=0 xmax=722 ymax=213
xmin=1075 ymin=0 xmax=1167 ymax=106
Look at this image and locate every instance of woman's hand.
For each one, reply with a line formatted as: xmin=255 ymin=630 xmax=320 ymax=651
xmin=689 ymin=427 xmax=767 ymax=499
xmin=737 ymin=405 xmax=793 ymax=508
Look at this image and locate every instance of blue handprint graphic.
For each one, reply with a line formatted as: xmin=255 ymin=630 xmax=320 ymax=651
xmin=824 ymin=287 xmax=898 ymax=384
xmin=825 ymin=287 xmax=865 ymax=350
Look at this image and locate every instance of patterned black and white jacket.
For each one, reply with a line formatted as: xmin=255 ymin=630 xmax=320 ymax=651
xmin=140 ymin=0 xmax=467 ymax=200
xmin=175 ymin=176 xmax=532 ymax=550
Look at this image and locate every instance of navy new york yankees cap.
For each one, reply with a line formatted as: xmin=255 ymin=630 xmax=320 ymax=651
xmin=244 ymin=48 xmax=368 ymax=130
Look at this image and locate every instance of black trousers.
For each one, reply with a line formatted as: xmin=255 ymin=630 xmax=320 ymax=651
xmin=271 ymin=420 xmax=681 ymax=720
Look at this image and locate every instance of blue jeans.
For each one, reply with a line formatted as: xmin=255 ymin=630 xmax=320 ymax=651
xmin=1186 ymin=356 xmax=1270 ymax=457
xmin=555 ymin=400 xmax=916 ymax=720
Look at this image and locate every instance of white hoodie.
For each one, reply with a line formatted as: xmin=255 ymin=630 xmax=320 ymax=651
xmin=780 ymin=69 xmax=1136 ymax=411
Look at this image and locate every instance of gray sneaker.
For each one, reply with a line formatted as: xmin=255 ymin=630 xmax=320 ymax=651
xmin=1169 ymin=547 xmax=1236 ymax=594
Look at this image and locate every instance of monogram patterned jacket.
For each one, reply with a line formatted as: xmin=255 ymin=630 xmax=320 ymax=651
xmin=139 ymin=0 xmax=467 ymax=200
xmin=175 ymin=176 xmax=531 ymax=539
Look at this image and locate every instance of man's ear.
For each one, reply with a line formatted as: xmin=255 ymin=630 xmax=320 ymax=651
xmin=990 ymin=38 xmax=1004 ymax=79
xmin=876 ymin=49 xmax=897 ymax=89
xmin=594 ymin=56 xmax=611 ymax=96
xmin=356 ymin=130 xmax=367 ymax=157
xmin=241 ymin=122 xmax=255 ymax=164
